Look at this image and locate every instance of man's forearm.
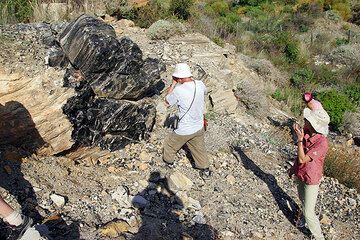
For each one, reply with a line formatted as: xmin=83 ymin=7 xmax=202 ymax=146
xmin=167 ymin=81 xmax=177 ymax=96
xmin=165 ymin=81 xmax=177 ymax=105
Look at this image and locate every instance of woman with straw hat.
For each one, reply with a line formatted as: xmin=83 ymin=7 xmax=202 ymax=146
xmin=289 ymin=108 xmax=330 ymax=240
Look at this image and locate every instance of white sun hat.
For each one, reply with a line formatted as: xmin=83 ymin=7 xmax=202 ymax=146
xmin=172 ymin=63 xmax=193 ymax=78
xmin=303 ymin=107 xmax=330 ymax=136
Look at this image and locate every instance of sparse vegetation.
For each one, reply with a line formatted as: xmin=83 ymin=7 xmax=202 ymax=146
xmin=0 ymin=0 xmax=34 ymax=24
xmin=325 ymin=144 xmax=360 ymax=191
xmin=147 ymin=20 xmax=186 ymax=40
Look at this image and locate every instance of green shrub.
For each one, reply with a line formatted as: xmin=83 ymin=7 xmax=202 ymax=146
xmin=169 ymin=0 xmax=194 ymax=20
xmin=212 ymin=36 xmax=225 ymax=47
xmin=332 ymin=2 xmax=352 ymax=20
xmin=272 ymin=89 xmax=286 ymax=101
xmin=296 ymin=2 xmax=323 ymax=18
xmin=335 ymin=37 xmax=349 ymax=46
xmin=291 ymin=12 xmax=314 ymax=32
xmin=245 ymin=6 xmax=266 ymax=18
xmin=206 ymin=1 xmax=230 ymax=17
xmin=271 ymin=87 xmax=303 ymax=115
xmin=343 ymin=83 xmax=360 ymax=106
xmin=131 ymin=0 xmax=167 ymax=28
xmin=274 ymin=32 xmax=300 ymax=63
xmin=313 ymin=66 xmax=340 ymax=86
xmin=0 ymin=0 xmax=33 ymax=24
xmin=147 ymin=20 xmax=186 ymax=40
xmin=284 ymin=40 xmax=300 ymax=63
xmin=317 ymin=90 xmax=355 ymax=130
xmin=290 ymin=68 xmax=315 ymax=89
xmin=216 ymin=12 xmax=242 ymax=34
xmin=351 ymin=3 xmax=360 ymax=25
xmin=236 ymin=0 xmax=267 ymax=7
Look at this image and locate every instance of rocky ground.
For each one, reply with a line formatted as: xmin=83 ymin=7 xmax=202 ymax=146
xmin=0 ymin=116 xmax=359 ymax=240
xmin=0 ymin=19 xmax=359 ymax=240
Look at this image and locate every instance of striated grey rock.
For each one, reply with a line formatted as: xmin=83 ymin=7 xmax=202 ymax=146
xmin=57 ymin=15 xmax=165 ymax=150
xmin=59 ymin=15 xmax=165 ymax=101
xmin=47 ymin=46 xmax=68 ymax=68
xmin=63 ymin=87 xmax=157 ymax=151
xmin=59 ymin=15 xmax=120 ymax=75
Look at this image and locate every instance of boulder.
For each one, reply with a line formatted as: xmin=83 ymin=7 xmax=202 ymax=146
xmin=58 ymin=15 xmax=165 ymax=150
xmin=0 ymin=68 xmax=74 ymax=155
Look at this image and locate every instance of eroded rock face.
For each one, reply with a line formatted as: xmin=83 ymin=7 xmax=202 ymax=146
xmin=0 ymin=68 xmax=74 ymax=155
xmin=58 ymin=15 xmax=165 ymax=150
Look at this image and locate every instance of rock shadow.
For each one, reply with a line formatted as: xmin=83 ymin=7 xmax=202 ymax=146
xmin=132 ymin=171 xmax=218 ymax=240
xmin=0 ymin=101 xmax=80 ymax=239
xmin=0 ymin=101 xmax=45 ymax=223
xmin=232 ymin=146 xmax=308 ymax=235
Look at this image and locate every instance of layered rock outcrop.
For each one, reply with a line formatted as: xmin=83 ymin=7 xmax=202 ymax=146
xmin=58 ymin=15 xmax=165 ymax=151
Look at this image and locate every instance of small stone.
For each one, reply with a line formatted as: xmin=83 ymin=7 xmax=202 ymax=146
xmin=139 ymin=151 xmax=150 ymax=162
xmin=107 ymin=166 xmax=117 ymax=173
xmin=168 ymin=171 xmax=193 ymax=192
xmin=137 ymin=163 xmax=148 ymax=171
xmin=320 ymin=214 xmax=331 ymax=225
xmin=33 ymin=187 xmax=42 ymax=192
xmin=251 ymin=231 xmax=264 ymax=239
xmin=226 ymin=175 xmax=236 ymax=185
xmin=187 ymin=197 xmax=201 ymax=210
xmin=348 ymin=197 xmax=357 ymax=206
xmin=50 ymin=194 xmax=66 ymax=208
xmin=346 ymin=139 xmax=354 ymax=146
xmin=100 ymin=220 xmax=130 ymax=237
xmin=111 ymin=186 xmax=131 ymax=208
xmin=221 ymin=230 xmax=235 ymax=237
xmin=131 ymin=195 xmax=149 ymax=208
xmin=192 ymin=212 xmax=206 ymax=224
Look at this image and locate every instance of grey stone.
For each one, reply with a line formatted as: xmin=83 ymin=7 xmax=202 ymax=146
xmin=131 ymin=195 xmax=149 ymax=208
xmin=50 ymin=193 xmax=66 ymax=208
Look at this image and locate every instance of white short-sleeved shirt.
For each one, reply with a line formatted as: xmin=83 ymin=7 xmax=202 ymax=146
xmin=166 ymin=80 xmax=207 ymax=135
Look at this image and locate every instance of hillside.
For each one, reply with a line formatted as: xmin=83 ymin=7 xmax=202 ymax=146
xmin=0 ymin=14 xmax=359 ymax=240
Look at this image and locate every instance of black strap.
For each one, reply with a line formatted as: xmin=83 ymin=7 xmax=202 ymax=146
xmin=179 ymin=80 xmax=196 ymax=121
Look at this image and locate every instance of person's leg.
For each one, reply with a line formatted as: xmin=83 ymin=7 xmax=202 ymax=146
xmin=186 ymin=129 xmax=209 ymax=169
xmin=163 ymin=132 xmax=189 ymax=165
xmin=0 ymin=195 xmax=15 ymax=219
xmin=296 ymin=179 xmax=306 ymax=226
xmin=1 ymin=196 xmax=33 ymax=239
xmin=296 ymin=179 xmax=305 ymax=206
xmin=0 ymin=195 xmax=24 ymax=227
xmin=303 ymin=183 xmax=324 ymax=240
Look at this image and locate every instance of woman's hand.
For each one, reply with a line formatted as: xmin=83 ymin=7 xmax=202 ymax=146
xmin=293 ymin=123 xmax=304 ymax=142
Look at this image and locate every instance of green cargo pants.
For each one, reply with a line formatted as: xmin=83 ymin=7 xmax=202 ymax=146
xmin=163 ymin=128 xmax=209 ymax=169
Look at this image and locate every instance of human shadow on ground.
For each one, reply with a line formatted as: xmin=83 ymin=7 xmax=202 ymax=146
xmin=0 ymin=101 xmax=80 ymax=239
xmin=232 ymin=146 xmax=309 ymax=235
xmin=131 ymin=171 xmax=219 ymax=240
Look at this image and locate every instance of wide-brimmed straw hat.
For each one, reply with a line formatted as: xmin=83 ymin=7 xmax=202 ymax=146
xmin=172 ymin=63 xmax=193 ymax=78
xmin=303 ymin=107 xmax=330 ymax=136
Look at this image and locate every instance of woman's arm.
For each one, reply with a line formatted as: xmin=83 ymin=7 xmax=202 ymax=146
xmin=293 ymin=123 xmax=312 ymax=164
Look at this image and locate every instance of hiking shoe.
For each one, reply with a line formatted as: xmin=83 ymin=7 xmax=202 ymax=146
xmin=199 ymin=168 xmax=212 ymax=180
xmin=296 ymin=216 xmax=306 ymax=228
xmin=7 ymin=215 xmax=33 ymax=240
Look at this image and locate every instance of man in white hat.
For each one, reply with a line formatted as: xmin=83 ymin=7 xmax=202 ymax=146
xmin=163 ymin=63 xmax=211 ymax=179
xmin=289 ymin=108 xmax=330 ymax=240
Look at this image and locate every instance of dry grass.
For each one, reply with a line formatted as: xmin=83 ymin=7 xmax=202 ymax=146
xmin=325 ymin=143 xmax=360 ymax=191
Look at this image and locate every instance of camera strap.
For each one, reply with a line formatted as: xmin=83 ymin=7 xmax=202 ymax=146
xmin=179 ymin=80 xmax=196 ymax=121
